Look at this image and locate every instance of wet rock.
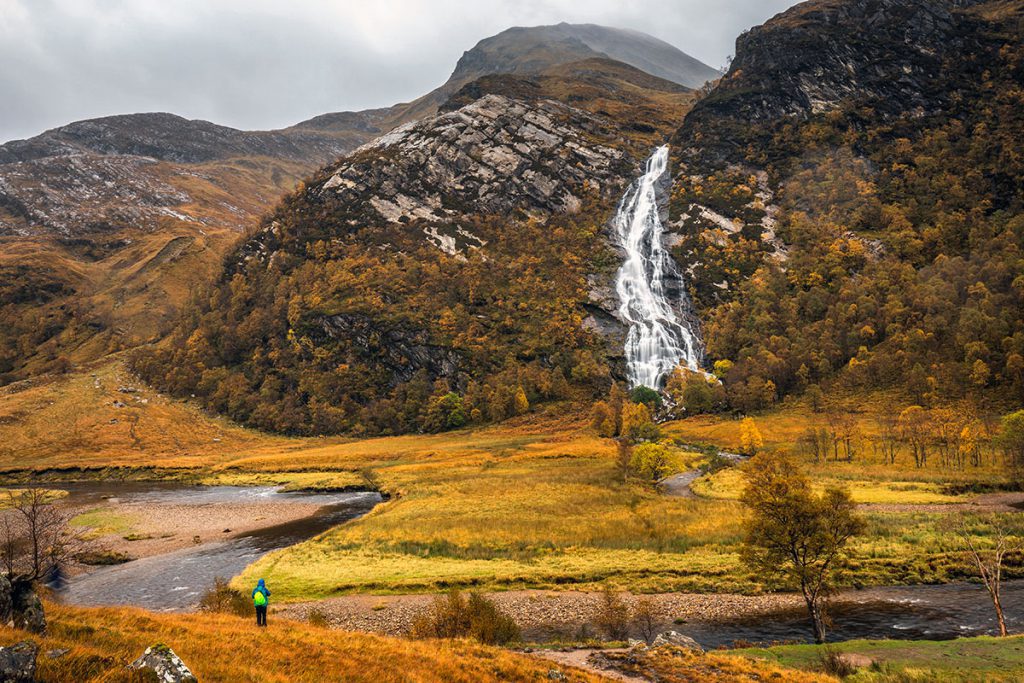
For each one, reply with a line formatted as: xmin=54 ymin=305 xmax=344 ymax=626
xmin=128 ymin=644 xmax=197 ymax=683
xmin=652 ymin=631 xmax=703 ymax=652
xmin=0 ymin=641 xmax=37 ymax=683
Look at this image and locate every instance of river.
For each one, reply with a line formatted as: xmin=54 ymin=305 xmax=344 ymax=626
xmin=52 ymin=483 xmax=381 ymax=611
xmin=683 ymin=582 xmax=1024 ymax=648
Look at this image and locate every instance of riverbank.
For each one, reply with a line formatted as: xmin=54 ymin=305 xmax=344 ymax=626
xmin=275 ymin=590 xmax=803 ymax=640
xmin=274 ymin=581 xmax=1024 ymax=647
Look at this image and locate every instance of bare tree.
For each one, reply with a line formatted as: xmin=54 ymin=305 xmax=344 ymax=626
xmin=949 ymin=512 xmax=1020 ymax=637
xmin=631 ymin=596 xmax=659 ymax=645
xmin=1 ymin=488 xmax=82 ymax=583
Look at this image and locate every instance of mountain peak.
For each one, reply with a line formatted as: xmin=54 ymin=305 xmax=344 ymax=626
xmin=449 ymin=23 xmax=721 ymax=91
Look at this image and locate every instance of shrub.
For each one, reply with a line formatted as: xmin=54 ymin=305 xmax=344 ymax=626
xmin=630 ymin=443 xmax=676 ymax=484
xmin=818 ymin=648 xmax=856 ymax=678
xmin=629 ymin=386 xmax=662 ymax=409
xmin=410 ymin=590 xmax=520 ymax=645
xmin=307 ymin=607 xmax=330 ymax=627
xmin=197 ymin=577 xmax=250 ymax=618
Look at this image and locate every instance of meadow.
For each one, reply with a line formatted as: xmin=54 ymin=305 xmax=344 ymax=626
xmin=2 ymin=361 xmax=1022 ymax=599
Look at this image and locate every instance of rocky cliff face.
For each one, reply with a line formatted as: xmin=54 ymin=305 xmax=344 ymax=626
xmin=676 ymin=0 xmax=988 ymax=167
xmin=664 ymin=0 xmax=1004 ymax=308
xmin=235 ymin=93 xmax=640 ymax=270
xmin=662 ymin=0 xmax=1024 ymax=408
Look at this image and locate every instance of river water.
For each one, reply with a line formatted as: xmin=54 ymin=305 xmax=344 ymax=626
xmin=683 ymin=582 xmax=1024 ymax=648
xmin=54 ymin=484 xmax=381 ymax=611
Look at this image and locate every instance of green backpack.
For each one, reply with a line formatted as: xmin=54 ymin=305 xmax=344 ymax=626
xmin=254 ymin=590 xmax=267 ymax=607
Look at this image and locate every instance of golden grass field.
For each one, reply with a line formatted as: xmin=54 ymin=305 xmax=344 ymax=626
xmin=2 ymin=361 xmax=1022 ymax=599
xmin=0 ymin=602 xmax=829 ymax=683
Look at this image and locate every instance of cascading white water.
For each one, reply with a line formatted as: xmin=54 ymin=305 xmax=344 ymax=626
xmin=614 ymin=145 xmax=701 ymax=389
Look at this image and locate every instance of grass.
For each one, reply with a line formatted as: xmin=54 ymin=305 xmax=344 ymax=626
xmin=69 ymin=508 xmax=139 ymax=539
xmin=691 ymin=468 xmax=968 ymax=505
xmin=2 ymin=362 xmax=1020 ymax=598
xmin=734 ymin=635 xmax=1024 ymax=682
xmin=0 ymin=602 xmax=611 ymax=682
xmin=199 ymin=470 xmax=368 ymax=492
xmin=232 ymin=412 xmax=750 ymax=597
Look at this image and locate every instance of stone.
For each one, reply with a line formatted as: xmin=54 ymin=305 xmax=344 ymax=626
xmin=652 ymin=631 xmax=704 ymax=652
xmin=837 ymin=652 xmax=875 ymax=669
xmin=128 ymin=644 xmax=197 ymax=683
xmin=13 ymin=588 xmax=45 ymax=635
xmin=0 ymin=641 xmax=38 ymax=683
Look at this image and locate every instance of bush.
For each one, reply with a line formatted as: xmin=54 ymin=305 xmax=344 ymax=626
xmin=410 ymin=590 xmax=520 ymax=645
xmin=198 ymin=577 xmax=251 ymax=618
xmin=629 ymin=386 xmax=662 ymax=409
xmin=818 ymin=648 xmax=856 ymax=678
xmin=593 ymin=588 xmax=630 ymax=641
xmin=630 ymin=443 xmax=676 ymax=484
xmin=307 ymin=607 xmax=330 ymax=628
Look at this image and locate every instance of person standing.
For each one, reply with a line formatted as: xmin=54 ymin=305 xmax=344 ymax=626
xmin=252 ymin=578 xmax=270 ymax=627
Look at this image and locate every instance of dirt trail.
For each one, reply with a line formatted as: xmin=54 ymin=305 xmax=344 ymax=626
xmin=530 ymin=649 xmax=642 ymax=682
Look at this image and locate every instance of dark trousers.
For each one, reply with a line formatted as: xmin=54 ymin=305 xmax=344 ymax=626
xmin=255 ymin=605 xmax=267 ymax=626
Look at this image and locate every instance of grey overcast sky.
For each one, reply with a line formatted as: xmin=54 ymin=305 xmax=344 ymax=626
xmin=0 ymin=0 xmax=799 ymax=143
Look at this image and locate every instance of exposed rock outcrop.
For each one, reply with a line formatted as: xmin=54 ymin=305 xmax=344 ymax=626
xmin=128 ymin=644 xmax=197 ymax=683
xmin=652 ymin=630 xmax=704 ymax=652
xmin=0 ymin=641 xmax=37 ymax=683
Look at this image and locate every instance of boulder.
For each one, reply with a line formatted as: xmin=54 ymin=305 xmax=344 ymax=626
xmin=652 ymin=630 xmax=704 ymax=652
xmin=12 ymin=588 xmax=45 ymax=635
xmin=837 ymin=652 xmax=875 ymax=670
xmin=128 ymin=644 xmax=197 ymax=683
xmin=0 ymin=641 xmax=38 ymax=683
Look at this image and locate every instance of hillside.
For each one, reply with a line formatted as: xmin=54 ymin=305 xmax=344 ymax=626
xmin=663 ymin=0 xmax=1024 ymax=411
xmin=0 ymin=24 xmax=708 ymax=386
xmin=135 ymin=59 xmax=696 ymax=434
xmin=0 ymin=114 xmax=370 ymax=383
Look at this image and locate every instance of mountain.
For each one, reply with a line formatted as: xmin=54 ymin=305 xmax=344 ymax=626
xmin=133 ymin=62 xmax=696 ymax=435
xmin=445 ymin=23 xmax=720 ymax=91
xmin=0 ymin=112 xmax=369 ymax=381
xmin=291 ymin=23 xmax=719 ymax=139
xmin=0 ymin=24 xmax=705 ymax=385
xmin=663 ymin=0 xmax=1024 ymax=410
xmin=138 ymin=0 xmax=1024 ymax=434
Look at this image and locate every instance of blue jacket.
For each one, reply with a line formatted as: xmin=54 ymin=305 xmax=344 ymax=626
xmin=252 ymin=579 xmax=270 ymax=604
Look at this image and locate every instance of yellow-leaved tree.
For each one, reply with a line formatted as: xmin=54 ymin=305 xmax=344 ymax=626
xmin=739 ymin=417 xmax=763 ymax=455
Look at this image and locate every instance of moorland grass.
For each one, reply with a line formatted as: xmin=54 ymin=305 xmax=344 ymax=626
xmin=2 ymin=362 xmax=1020 ymax=599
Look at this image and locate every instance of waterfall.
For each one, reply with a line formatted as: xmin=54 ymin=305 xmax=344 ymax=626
xmin=613 ymin=145 xmax=701 ymax=389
